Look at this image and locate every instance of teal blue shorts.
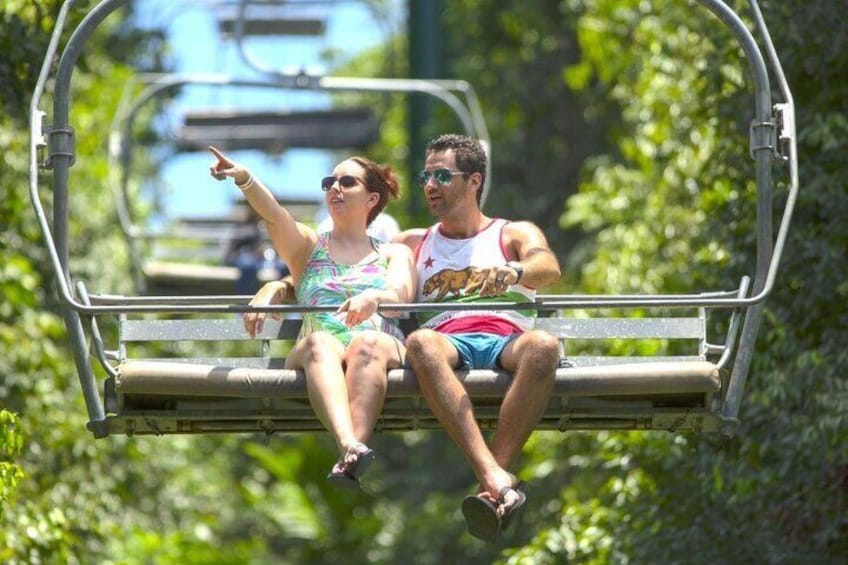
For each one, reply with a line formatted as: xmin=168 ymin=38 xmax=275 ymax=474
xmin=445 ymin=332 xmax=521 ymax=370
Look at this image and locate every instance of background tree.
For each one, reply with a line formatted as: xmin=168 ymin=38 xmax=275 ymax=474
xmin=0 ymin=2 xmax=251 ymax=562
xmin=440 ymin=0 xmax=614 ymax=259
xmin=512 ymin=1 xmax=848 ymax=562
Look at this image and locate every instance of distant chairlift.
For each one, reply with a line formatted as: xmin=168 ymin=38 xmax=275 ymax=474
xmin=175 ymin=107 xmax=381 ymax=152
xmin=113 ymin=1 xmax=352 ymax=295
xmin=110 ymin=66 xmax=489 ymax=296
xmin=31 ymin=0 xmax=796 ymax=439
xmin=111 ymin=77 xmax=349 ymax=296
xmin=217 ymin=16 xmax=326 ymax=38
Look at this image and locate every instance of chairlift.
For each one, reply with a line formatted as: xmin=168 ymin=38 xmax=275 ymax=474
xmin=175 ymin=107 xmax=381 ymax=151
xmin=217 ymin=16 xmax=326 ymax=38
xmin=111 ymin=65 xmax=490 ymax=296
xmin=30 ymin=0 xmax=796 ymax=439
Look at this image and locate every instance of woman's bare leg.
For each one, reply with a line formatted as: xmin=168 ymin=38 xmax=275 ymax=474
xmin=344 ymin=331 xmax=405 ymax=442
xmin=286 ymin=332 xmax=356 ymax=454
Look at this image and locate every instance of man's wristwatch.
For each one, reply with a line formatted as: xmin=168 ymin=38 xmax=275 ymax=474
xmin=506 ymin=261 xmax=524 ymax=283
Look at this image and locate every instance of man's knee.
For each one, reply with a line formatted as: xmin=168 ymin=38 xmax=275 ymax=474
xmin=529 ymin=330 xmax=560 ymax=358
xmin=405 ymin=328 xmax=442 ymax=361
xmin=517 ymin=331 xmax=560 ymax=377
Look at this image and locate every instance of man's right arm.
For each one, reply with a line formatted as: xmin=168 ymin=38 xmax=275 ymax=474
xmin=504 ymin=221 xmax=561 ymax=289
xmin=392 ymin=228 xmax=427 ymax=252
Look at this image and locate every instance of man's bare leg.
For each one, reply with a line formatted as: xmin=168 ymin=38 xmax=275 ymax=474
xmin=405 ymin=329 xmax=515 ymax=500
xmin=491 ymin=330 xmax=559 ymax=470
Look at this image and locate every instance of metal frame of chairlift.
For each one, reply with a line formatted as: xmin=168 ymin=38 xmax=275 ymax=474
xmin=29 ymin=0 xmax=797 ymax=439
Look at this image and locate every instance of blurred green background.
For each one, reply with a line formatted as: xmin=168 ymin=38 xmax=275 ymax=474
xmin=2 ymin=1 xmax=845 ymax=563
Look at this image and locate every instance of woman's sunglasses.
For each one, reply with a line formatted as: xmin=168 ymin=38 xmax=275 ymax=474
xmin=321 ymin=175 xmax=362 ymax=192
xmin=417 ymin=168 xmax=468 ymax=187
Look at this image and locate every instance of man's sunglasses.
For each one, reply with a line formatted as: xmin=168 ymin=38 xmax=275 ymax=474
xmin=417 ymin=168 xmax=468 ymax=187
xmin=321 ymin=175 xmax=362 ymax=192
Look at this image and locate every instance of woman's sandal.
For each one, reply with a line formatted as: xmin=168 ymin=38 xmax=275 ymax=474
xmin=326 ymin=445 xmax=376 ymax=490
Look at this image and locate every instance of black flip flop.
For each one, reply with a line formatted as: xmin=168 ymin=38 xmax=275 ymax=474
xmin=349 ymin=447 xmax=376 ymax=480
xmin=326 ymin=447 xmax=376 ymax=489
xmin=326 ymin=469 xmax=359 ymax=489
xmin=461 ymin=494 xmax=500 ymax=542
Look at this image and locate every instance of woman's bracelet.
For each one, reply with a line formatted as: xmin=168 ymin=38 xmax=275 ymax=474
xmin=236 ymin=174 xmax=255 ymax=192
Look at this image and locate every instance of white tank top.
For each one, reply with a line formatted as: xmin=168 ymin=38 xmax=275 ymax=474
xmin=415 ymin=218 xmax=535 ymax=331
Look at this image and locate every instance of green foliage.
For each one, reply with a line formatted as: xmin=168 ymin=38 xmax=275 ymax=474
xmin=561 ymin=0 xmax=747 ymax=295
xmin=0 ymin=411 xmax=24 ymax=526
xmin=0 ymin=2 xmax=185 ymax=562
xmin=529 ymin=0 xmax=848 ymax=562
xmin=440 ymin=0 xmax=608 ymax=259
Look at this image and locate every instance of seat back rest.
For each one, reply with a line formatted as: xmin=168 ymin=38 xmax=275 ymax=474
xmin=118 ymin=310 xmax=712 ymax=366
xmin=119 ymin=316 xmax=302 ymax=344
xmin=535 ymin=316 xmax=706 ymax=339
xmin=534 ymin=311 xmax=710 ymax=366
xmin=118 ymin=315 xmax=303 ymax=366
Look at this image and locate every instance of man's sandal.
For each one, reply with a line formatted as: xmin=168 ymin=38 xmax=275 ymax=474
xmin=461 ymin=494 xmax=500 ymax=542
xmin=498 ymin=482 xmax=527 ymax=532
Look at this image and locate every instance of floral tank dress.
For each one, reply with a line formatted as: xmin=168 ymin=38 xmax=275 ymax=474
xmin=295 ymin=233 xmax=404 ymax=346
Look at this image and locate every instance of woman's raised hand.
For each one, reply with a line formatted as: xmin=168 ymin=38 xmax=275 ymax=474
xmin=208 ymin=145 xmax=250 ymax=185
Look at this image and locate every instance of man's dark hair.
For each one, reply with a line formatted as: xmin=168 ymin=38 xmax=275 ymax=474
xmin=425 ymin=134 xmax=487 ymax=205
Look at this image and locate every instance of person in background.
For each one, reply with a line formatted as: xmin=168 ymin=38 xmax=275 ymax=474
xmin=225 ymin=226 xmax=289 ymax=295
xmin=209 ymin=146 xmax=416 ymax=488
xmin=394 ymin=134 xmax=562 ymax=541
xmin=316 ymin=209 xmax=401 ymax=242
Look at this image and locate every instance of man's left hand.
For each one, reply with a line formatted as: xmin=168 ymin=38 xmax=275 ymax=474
xmin=479 ymin=265 xmax=520 ymax=297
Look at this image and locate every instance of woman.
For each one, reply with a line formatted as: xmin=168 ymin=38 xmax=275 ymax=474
xmin=209 ymin=146 xmax=415 ymax=488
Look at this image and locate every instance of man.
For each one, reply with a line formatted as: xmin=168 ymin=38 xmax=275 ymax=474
xmin=394 ymin=134 xmax=561 ymax=541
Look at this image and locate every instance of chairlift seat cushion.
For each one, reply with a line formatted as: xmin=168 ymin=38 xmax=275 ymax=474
xmin=116 ymin=359 xmax=720 ymax=399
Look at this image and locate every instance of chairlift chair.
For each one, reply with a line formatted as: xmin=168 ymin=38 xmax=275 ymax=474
xmin=111 ymin=69 xmax=490 ymax=295
xmin=29 ymin=0 xmax=797 ymax=439
xmin=176 ymin=107 xmax=381 ymax=151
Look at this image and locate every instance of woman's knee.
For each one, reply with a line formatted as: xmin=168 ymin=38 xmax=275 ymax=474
xmin=347 ymin=331 xmax=382 ymax=365
xmin=348 ymin=331 xmax=407 ymax=368
xmin=300 ymin=331 xmax=344 ymax=363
